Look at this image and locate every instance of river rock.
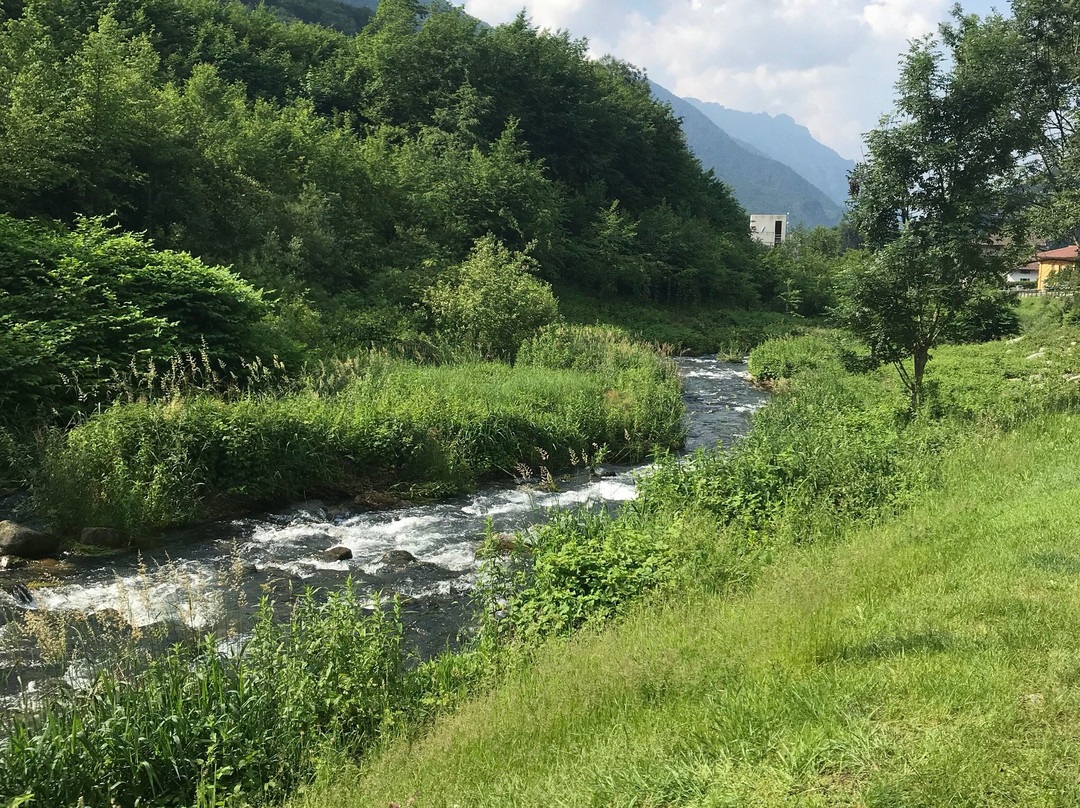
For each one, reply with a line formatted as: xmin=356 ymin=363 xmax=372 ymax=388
xmin=0 ymin=555 xmax=26 ymax=570
xmin=476 ymin=533 xmax=518 ymax=559
xmin=80 ymin=527 xmax=128 ymax=549
xmin=318 ymin=545 xmax=353 ymax=562
xmin=379 ymin=549 xmax=418 ymax=569
xmin=9 ymin=582 xmax=32 ymax=606
xmin=354 ymin=491 xmax=407 ymax=510
xmin=25 ymin=557 xmax=79 ymax=577
xmin=294 ymin=500 xmax=327 ymax=521
xmin=0 ymin=520 xmax=59 ymax=559
xmin=590 ymin=467 xmax=617 ymax=479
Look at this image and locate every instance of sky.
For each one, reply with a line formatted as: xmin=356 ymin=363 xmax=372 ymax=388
xmin=462 ymin=0 xmax=1004 ymax=160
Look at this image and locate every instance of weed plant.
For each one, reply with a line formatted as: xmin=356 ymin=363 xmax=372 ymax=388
xmin=478 ymin=327 xmax=1080 ymax=648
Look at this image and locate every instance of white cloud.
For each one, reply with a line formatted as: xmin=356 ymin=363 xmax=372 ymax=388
xmin=460 ymin=0 xmax=998 ymax=159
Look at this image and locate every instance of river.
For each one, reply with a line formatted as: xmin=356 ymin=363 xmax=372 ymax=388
xmin=0 ymin=357 xmax=767 ymax=705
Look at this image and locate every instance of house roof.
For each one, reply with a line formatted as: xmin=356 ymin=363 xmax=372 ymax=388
xmin=1037 ymin=245 xmax=1079 ymax=262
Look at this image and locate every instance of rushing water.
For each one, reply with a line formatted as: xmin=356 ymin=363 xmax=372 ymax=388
xmin=0 ymin=357 xmax=767 ymax=704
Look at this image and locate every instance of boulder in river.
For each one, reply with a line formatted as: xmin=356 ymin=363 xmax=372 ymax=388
xmin=0 ymin=520 xmax=60 ymax=559
xmin=476 ymin=532 xmax=520 ymax=558
xmin=318 ymin=545 xmax=353 ymax=562
xmin=9 ymin=582 xmax=33 ymax=606
xmin=379 ymin=549 xmax=418 ymax=569
xmin=80 ymin=527 xmax=128 ymax=549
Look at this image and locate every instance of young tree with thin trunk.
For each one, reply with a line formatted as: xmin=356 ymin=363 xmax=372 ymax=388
xmin=843 ymin=14 xmax=1030 ymax=409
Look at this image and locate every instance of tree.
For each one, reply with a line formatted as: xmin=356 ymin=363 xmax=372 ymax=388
xmin=845 ymin=15 xmax=1030 ymax=408
xmin=1010 ymin=0 xmax=1080 ymax=247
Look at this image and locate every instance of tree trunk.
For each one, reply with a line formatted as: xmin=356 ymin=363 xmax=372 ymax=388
xmin=912 ymin=347 xmax=929 ymax=410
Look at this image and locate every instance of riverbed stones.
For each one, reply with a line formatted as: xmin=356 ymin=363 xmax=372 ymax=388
xmin=25 ymin=557 xmax=79 ymax=577
xmin=354 ymin=491 xmax=407 ymax=510
xmin=318 ymin=545 xmax=353 ymax=562
xmin=0 ymin=520 xmax=59 ymax=559
xmin=476 ymin=533 xmax=518 ymax=558
xmin=0 ymin=555 xmax=26 ymax=570
xmin=80 ymin=527 xmax=127 ymax=549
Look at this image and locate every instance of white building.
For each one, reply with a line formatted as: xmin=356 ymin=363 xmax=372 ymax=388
xmin=749 ymin=214 xmax=788 ymax=247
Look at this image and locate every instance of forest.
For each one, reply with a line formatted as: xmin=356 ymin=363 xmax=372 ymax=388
xmin=0 ymin=0 xmax=798 ymax=428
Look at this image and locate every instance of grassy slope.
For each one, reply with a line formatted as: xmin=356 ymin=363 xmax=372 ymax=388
xmin=298 ymin=415 xmax=1080 ymax=806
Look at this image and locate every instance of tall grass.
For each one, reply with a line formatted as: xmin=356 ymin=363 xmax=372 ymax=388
xmin=0 ymin=589 xmax=412 ymax=808
xmin=14 ymin=327 xmax=1079 ymax=808
xmin=34 ymin=326 xmax=684 ymax=535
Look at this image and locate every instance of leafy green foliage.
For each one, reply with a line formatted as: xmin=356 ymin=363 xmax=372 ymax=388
xmin=0 ymin=0 xmax=760 ymax=312
xmin=424 ymin=236 xmax=560 ymax=359
xmin=0 ymin=215 xmax=271 ymax=422
xmin=35 ymin=330 xmax=684 ymax=534
xmin=746 ymin=332 xmax=845 ymax=381
xmin=846 ymin=14 xmax=1033 ymax=407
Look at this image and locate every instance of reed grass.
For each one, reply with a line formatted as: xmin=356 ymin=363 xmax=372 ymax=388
xmin=34 ymin=326 xmax=684 ymax=535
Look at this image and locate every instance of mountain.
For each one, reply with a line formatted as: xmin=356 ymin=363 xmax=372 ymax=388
xmin=650 ymin=82 xmax=845 ymax=229
xmin=684 ymin=99 xmax=856 ymax=206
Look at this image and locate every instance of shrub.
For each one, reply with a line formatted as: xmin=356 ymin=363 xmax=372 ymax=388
xmin=424 ymin=236 xmax=560 ymax=359
xmin=0 ymin=215 xmax=271 ymax=422
xmin=746 ymin=333 xmax=844 ymax=381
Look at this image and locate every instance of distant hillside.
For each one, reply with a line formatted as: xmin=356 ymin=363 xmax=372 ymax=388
xmin=254 ymin=0 xmax=374 ymax=33
xmin=651 ymin=83 xmax=844 ymax=229
xmin=685 ymin=98 xmax=856 ymax=206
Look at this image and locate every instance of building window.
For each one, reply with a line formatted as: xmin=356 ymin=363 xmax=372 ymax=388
xmin=774 ymin=220 xmax=783 ymax=246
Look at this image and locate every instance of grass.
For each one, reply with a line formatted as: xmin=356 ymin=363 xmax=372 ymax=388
xmin=292 ymin=414 xmax=1080 ymax=807
xmin=282 ymin=327 xmax=1080 ymax=807
xmin=557 ymin=288 xmax=809 ymax=357
xmin=34 ymin=325 xmax=684 ymax=535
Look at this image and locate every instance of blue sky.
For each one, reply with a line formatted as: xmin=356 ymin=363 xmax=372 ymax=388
xmin=463 ymin=0 xmax=1008 ymax=159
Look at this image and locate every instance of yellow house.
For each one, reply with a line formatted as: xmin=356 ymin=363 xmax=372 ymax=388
xmin=1037 ymin=245 xmax=1079 ymax=290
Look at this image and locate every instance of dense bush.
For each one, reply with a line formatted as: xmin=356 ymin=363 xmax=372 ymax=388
xmin=424 ymin=236 xmax=560 ymax=359
xmin=745 ymin=332 xmax=843 ymax=381
xmin=0 ymin=215 xmax=273 ymax=422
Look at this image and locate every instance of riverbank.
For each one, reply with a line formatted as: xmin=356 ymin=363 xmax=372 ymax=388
xmin=22 ymin=325 xmax=685 ymax=540
xmin=6 ymin=326 xmax=1080 ymax=806
xmin=289 ymin=326 xmax=1080 ymax=807
xmin=305 ymin=412 xmax=1080 ymax=807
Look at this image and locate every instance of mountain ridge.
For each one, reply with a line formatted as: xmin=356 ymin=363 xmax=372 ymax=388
xmin=651 ymin=82 xmax=845 ymax=229
xmin=684 ymin=97 xmax=856 ymax=206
